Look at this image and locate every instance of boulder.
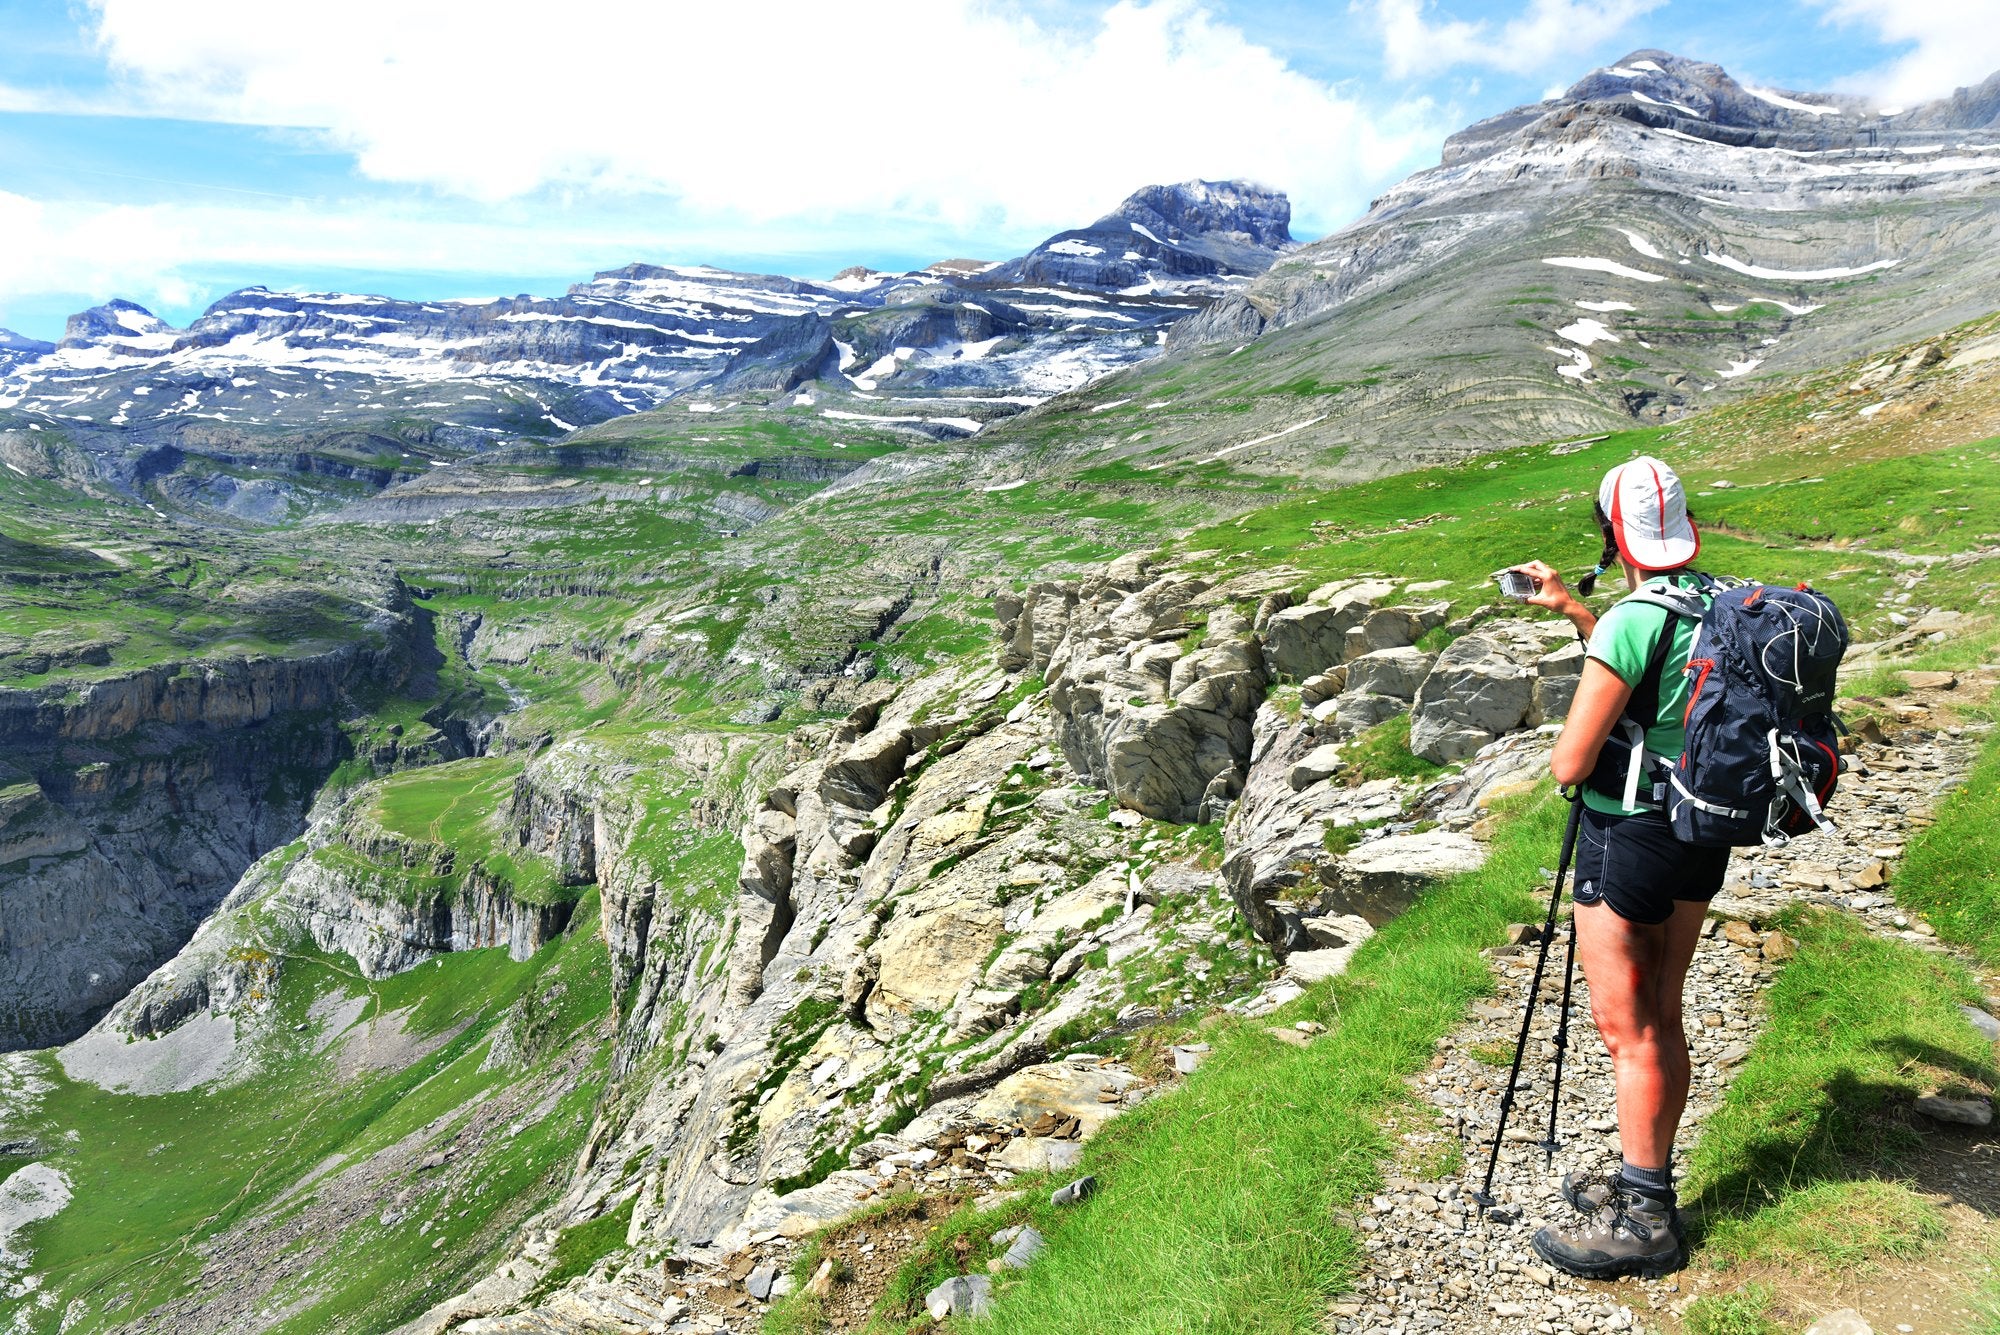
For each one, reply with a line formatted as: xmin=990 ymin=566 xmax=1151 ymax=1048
xmin=1529 ymin=639 xmax=1586 ymax=726
xmin=1329 ymin=832 xmax=1488 ymax=922
xmin=1288 ymin=744 xmax=1345 ymax=791
xmin=1331 ymin=691 xmax=1408 ymax=736
xmin=994 ymin=1224 xmax=1045 ymax=1270
xmin=991 ymin=1137 xmax=1082 ymax=1172
xmin=925 ymin=1275 xmax=994 ymax=1320
xmin=985 ymin=944 xmax=1052 ymax=989
xmin=1299 ymin=912 xmax=1372 ymax=950
xmin=1105 ymin=574 xmax=1209 ymax=641
xmin=1409 ymin=625 xmax=1555 ymax=762
xmin=1298 ymin=667 xmax=1346 ymax=706
xmin=1264 ymin=585 xmax=1391 ymax=679
xmin=1530 ymin=676 xmax=1580 ymax=727
xmin=1413 ymin=730 xmax=1557 ymax=829
xmin=1263 ymin=604 xmax=1348 ymax=680
xmin=1914 ymin=1094 xmax=1993 ymax=1126
xmin=1960 ymin=1005 xmax=2000 ymax=1043
xmin=949 ymin=988 xmax=1022 ymax=1038
xmin=967 ymin=1062 xmax=1141 ymax=1139
xmin=820 ymin=727 xmax=919 ymax=810
xmin=1344 ymin=646 xmax=1436 ymax=701
xmin=1308 ymin=577 xmax=1396 ymax=607
xmin=1100 ymin=705 xmax=1239 ymax=822
xmin=1341 ymin=603 xmax=1449 ymax=661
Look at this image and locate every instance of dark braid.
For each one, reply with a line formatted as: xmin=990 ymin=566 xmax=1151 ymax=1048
xmin=1577 ymin=501 xmax=1619 ymax=597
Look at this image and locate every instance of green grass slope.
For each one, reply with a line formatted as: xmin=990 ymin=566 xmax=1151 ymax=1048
xmin=14 ymin=901 xmax=613 ymax=1334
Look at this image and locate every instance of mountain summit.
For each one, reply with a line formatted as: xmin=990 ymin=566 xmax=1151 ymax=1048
xmin=994 ymin=178 xmax=1292 ymax=291
xmin=1446 ymin=48 xmax=2000 ymax=169
xmin=1148 ymin=50 xmax=2000 ymax=474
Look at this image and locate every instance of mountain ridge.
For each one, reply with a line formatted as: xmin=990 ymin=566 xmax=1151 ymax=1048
xmin=0 ymin=179 xmax=1291 ymax=457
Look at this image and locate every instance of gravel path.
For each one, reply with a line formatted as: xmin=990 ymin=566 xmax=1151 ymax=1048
xmin=1336 ymin=704 xmax=1992 ymax=1335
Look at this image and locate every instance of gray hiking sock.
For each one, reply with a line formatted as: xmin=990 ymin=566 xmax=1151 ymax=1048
xmin=1619 ymin=1160 xmax=1673 ymax=1200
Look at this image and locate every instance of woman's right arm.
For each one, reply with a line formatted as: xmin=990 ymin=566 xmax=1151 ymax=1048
xmin=1509 ymin=560 xmax=1598 ymax=640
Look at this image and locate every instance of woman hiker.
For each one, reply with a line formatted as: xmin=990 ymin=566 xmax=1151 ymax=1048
xmin=1505 ymin=455 xmax=1723 ymax=1279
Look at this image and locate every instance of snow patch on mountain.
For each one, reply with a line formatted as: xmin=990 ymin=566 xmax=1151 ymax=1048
xmin=1703 ymin=253 xmax=1900 ymax=281
xmin=1543 ymin=257 xmax=1667 ymax=282
xmin=1745 ymin=86 xmax=1835 ymax=116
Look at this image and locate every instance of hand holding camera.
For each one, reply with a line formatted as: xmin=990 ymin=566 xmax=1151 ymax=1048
xmin=1498 ymin=560 xmax=1581 ymax=612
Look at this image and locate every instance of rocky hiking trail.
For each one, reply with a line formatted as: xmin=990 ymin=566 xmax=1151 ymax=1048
xmin=1346 ymin=670 xmax=2000 ymax=1335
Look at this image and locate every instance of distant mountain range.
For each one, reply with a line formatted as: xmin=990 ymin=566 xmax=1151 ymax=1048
xmin=0 ymin=180 xmax=1292 ymax=446
xmin=7 ymin=49 xmax=2000 ymax=519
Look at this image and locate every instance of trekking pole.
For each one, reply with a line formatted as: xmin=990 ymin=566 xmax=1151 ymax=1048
xmin=1472 ymin=789 xmax=1584 ymax=1214
xmin=1539 ymin=860 xmax=1583 ymax=1162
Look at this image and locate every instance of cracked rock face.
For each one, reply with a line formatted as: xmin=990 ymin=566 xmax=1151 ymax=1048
xmin=0 ymin=596 xmax=420 ymax=1050
xmin=1028 ymin=565 xmax=1267 ymax=824
xmin=1411 ymin=620 xmax=1576 ymax=763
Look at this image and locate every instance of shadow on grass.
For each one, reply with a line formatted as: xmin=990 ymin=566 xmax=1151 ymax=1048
xmin=1682 ymin=908 xmax=1997 ymax=1265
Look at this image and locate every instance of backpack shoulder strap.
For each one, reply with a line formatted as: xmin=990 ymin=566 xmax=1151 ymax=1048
xmin=1621 ymin=586 xmax=1709 ymax=621
xmin=1619 ymin=577 xmax=1707 ymax=729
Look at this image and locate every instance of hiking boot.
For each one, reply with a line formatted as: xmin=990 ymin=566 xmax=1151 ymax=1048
xmin=1532 ymin=1183 xmax=1684 ymax=1280
xmin=1561 ymin=1170 xmax=1689 ymax=1242
xmin=1561 ymin=1169 xmax=1617 ymax=1215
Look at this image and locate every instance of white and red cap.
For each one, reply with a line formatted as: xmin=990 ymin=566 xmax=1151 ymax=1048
xmin=1599 ymin=456 xmax=1699 ymax=571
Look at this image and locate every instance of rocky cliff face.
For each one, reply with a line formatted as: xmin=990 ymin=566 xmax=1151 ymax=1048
xmin=1002 ymin=559 xmax=1265 ymax=823
xmin=0 ymin=579 xmax=423 ymax=1048
xmin=21 ymin=508 xmax=1620 ymax=1335
xmin=0 ymin=328 xmax=54 ymax=376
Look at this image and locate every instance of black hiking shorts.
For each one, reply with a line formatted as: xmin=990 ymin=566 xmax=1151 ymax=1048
xmin=1572 ymin=806 xmax=1730 ymax=926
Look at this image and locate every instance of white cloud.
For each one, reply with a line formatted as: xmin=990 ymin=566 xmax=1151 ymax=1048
xmin=73 ymin=0 xmax=1443 ymax=237
xmin=1363 ymin=0 xmax=1664 ymax=80
xmin=0 ymin=190 xmax=745 ymax=321
xmin=1804 ymin=0 xmax=2000 ymax=108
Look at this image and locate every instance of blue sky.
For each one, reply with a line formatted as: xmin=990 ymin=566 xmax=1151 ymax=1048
xmin=2 ymin=0 xmax=1996 ymax=341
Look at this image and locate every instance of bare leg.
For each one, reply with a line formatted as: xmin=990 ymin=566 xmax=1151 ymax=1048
xmin=1573 ymin=900 xmax=1681 ymax=1169
xmin=1650 ymin=900 xmax=1709 ymax=1154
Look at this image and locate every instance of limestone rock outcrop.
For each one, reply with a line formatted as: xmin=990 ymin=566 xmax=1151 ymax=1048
xmin=1020 ymin=562 xmax=1267 ymax=823
xmin=1410 ymin=621 xmax=1577 ymax=763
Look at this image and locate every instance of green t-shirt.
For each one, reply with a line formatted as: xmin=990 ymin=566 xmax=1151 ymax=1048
xmin=1582 ymin=572 xmax=1704 ymax=816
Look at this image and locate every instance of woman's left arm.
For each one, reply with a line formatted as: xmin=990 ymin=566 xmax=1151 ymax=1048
xmin=1550 ymin=658 xmax=1636 ymax=787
